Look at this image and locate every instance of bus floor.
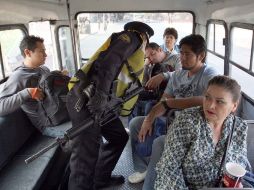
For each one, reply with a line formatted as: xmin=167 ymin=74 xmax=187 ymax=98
xmin=102 ymin=117 xmax=143 ymax=190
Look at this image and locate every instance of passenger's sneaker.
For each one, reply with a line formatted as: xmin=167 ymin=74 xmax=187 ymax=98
xmin=128 ymin=171 xmax=147 ymax=183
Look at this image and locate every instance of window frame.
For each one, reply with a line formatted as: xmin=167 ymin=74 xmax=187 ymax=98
xmin=206 ymin=19 xmax=229 ymax=75
xmin=55 ymin=24 xmax=77 ymax=75
xmin=229 ymin=22 xmax=254 ymax=104
xmin=229 ymin=22 xmax=254 ymax=77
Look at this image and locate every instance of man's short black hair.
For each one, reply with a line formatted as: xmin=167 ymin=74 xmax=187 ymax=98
xmin=179 ymin=34 xmax=207 ymax=63
xmin=20 ymin=35 xmax=44 ymax=57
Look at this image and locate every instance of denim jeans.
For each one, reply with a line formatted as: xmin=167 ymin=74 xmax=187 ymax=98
xmin=142 ymin=135 xmax=165 ymax=190
xmin=128 ymin=100 xmax=157 ymax=124
xmin=135 ymin=117 xmax=166 ymax=157
xmin=129 ymin=116 xmax=166 ymax=172
xmin=42 ymin=121 xmax=72 ymax=138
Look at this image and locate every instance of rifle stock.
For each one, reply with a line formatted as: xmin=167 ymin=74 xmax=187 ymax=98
xmin=25 ymin=86 xmax=143 ymax=164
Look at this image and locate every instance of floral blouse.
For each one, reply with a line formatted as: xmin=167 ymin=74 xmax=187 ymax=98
xmin=154 ymin=107 xmax=248 ymax=190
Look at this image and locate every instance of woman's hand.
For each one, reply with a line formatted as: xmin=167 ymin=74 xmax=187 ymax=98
xmin=138 ymin=117 xmax=154 ymax=142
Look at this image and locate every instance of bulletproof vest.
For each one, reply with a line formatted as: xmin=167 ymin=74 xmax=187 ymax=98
xmin=68 ymin=32 xmax=145 ymax=116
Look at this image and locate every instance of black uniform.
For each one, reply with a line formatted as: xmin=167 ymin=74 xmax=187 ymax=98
xmin=67 ymin=22 xmax=154 ymax=190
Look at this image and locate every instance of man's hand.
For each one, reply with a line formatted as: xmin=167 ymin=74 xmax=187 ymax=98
xmin=87 ymin=90 xmax=108 ymax=115
xmin=145 ymin=73 xmax=164 ymax=90
xmin=138 ymin=117 xmax=154 ymax=143
xmin=28 ymin=88 xmax=45 ymax=101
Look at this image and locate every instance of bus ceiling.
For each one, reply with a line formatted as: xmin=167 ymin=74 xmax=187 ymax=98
xmin=0 ymin=0 xmax=253 ymax=25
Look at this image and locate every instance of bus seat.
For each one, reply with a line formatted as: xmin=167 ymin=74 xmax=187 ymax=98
xmin=0 ymin=109 xmax=71 ymax=190
xmin=0 ymin=109 xmax=35 ymax=170
xmin=246 ymin=120 xmax=254 ymax=171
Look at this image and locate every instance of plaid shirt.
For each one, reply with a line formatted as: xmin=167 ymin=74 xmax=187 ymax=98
xmin=155 ymin=107 xmax=248 ymax=190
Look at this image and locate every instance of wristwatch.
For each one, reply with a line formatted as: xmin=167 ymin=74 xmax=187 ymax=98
xmin=161 ymin=99 xmax=170 ymax=110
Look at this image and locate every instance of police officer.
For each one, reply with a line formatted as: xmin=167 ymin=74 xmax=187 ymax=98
xmin=67 ymin=21 xmax=154 ymax=190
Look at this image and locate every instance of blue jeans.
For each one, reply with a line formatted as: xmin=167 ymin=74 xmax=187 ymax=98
xmin=42 ymin=121 xmax=72 ymax=138
xmin=135 ymin=117 xmax=166 ymax=157
xmin=142 ymin=135 xmax=165 ymax=190
xmin=128 ymin=100 xmax=157 ymax=124
xmin=128 ymin=101 xmax=146 ymax=124
xmin=129 ymin=116 xmax=166 ymax=172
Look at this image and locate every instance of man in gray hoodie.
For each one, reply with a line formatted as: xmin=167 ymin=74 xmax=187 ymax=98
xmin=0 ymin=35 xmax=66 ymax=137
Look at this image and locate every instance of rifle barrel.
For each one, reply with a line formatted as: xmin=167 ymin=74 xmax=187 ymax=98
xmin=25 ymin=140 xmax=60 ymax=164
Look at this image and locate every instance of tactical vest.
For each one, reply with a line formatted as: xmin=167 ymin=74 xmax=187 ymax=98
xmin=68 ymin=35 xmax=145 ymax=116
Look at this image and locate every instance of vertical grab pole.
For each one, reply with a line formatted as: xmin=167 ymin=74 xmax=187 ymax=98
xmin=66 ymin=0 xmax=78 ymax=71
xmin=0 ymin=44 xmax=5 ymax=79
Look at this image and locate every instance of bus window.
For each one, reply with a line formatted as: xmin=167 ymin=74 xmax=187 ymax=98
xmin=231 ymin=27 xmax=252 ymax=70
xmin=207 ymin=53 xmax=224 ymax=74
xmin=230 ymin=25 xmax=254 ymax=99
xmin=0 ymin=29 xmax=25 ymax=79
xmin=77 ymin=12 xmax=194 ymax=60
xmin=58 ymin=26 xmax=75 ymax=76
xmin=29 ymin=21 xmax=58 ymax=71
xmin=206 ymin=21 xmax=227 ymax=75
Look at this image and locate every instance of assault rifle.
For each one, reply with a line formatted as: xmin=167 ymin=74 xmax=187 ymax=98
xmin=25 ymin=85 xmax=144 ymax=164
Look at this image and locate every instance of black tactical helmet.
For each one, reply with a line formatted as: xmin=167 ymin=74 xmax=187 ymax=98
xmin=124 ymin=21 xmax=154 ymax=40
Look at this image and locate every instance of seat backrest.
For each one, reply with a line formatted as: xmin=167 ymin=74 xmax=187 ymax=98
xmin=246 ymin=120 xmax=254 ymax=170
xmin=0 ymin=109 xmax=35 ymax=170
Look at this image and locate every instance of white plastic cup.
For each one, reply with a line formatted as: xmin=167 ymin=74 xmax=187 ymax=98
xmin=222 ymin=162 xmax=246 ymax=188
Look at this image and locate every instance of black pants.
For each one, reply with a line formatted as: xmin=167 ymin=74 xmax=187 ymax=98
xmin=68 ymin=117 xmax=129 ymax=190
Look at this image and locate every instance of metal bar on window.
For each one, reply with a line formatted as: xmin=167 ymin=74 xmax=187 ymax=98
xmin=0 ymin=44 xmax=5 ymax=79
xmin=250 ymin=31 xmax=254 ymax=71
xmin=213 ymin=23 xmax=215 ymax=52
xmin=229 ymin=60 xmax=254 ymax=77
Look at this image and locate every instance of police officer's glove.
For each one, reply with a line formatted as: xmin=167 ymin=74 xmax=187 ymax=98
xmin=87 ymin=90 xmax=108 ymax=116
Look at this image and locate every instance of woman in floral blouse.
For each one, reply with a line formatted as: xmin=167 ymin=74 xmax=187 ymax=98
xmin=155 ymin=75 xmax=248 ymax=190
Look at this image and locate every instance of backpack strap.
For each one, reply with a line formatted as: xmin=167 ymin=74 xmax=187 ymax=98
xmin=124 ymin=60 xmax=143 ymax=88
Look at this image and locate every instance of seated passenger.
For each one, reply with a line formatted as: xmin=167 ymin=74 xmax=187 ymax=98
xmin=155 ymin=75 xmax=248 ymax=190
xmin=129 ymin=42 xmax=181 ymax=121
xmin=160 ymin=27 xmax=179 ymax=54
xmin=0 ymin=35 xmax=68 ymax=137
xmin=128 ymin=34 xmax=218 ymax=185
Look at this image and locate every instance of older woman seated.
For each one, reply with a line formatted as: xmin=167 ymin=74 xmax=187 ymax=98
xmin=154 ymin=75 xmax=248 ymax=190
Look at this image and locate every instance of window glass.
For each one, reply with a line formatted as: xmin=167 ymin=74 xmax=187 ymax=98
xmin=77 ymin=12 xmax=193 ymax=59
xmin=58 ymin=26 xmax=75 ymax=76
xmin=231 ymin=27 xmax=252 ymax=70
xmin=215 ymin=24 xmax=225 ymax=56
xmin=0 ymin=29 xmax=25 ymax=78
xmin=207 ymin=23 xmax=225 ymax=56
xmin=207 ymin=24 xmax=214 ymax=51
xmin=231 ymin=65 xmax=254 ymax=99
xmin=206 ymin=52 xmax=224 ymax=75
xmin=29 ymin=21 xmax=57 ymax=71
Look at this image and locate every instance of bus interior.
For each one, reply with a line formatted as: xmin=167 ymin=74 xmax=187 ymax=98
xmin=0 ymin=0 xmax=254 ymax=189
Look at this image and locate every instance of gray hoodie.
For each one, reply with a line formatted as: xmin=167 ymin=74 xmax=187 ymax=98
xmin=0 ymin=65 xmax=50 ymax=131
